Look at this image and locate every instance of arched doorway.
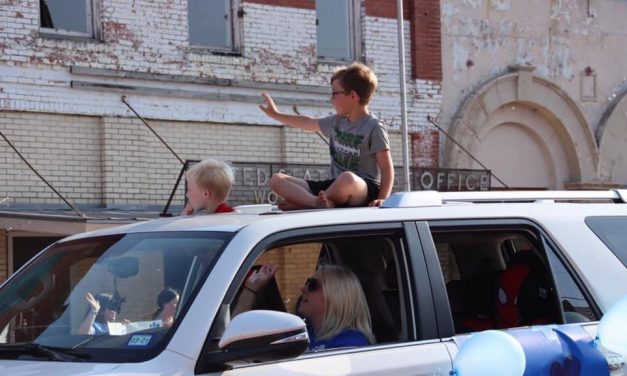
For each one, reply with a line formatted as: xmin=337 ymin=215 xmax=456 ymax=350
xmin=444 ymin=66 xmax=598 ymax=189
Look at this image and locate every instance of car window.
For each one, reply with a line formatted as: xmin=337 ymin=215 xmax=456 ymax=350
xmin=543 ymin=238 xmax=598 ymax=323
xmin=585 ymin=216 xmax=627 ymax=268
xmin=237 ymin=242 xmax=322 ymax=315
xmin=0 ymin=232 xmax=231 ymax=362
xmin=226 ymin=232 xmax=410 ymax=350
xmin=432 ymin=225 xmax=593 ymax=334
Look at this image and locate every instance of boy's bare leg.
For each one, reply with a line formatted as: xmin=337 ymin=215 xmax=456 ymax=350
xmin=323 ymin=172 xmax=369 ymax=207
xmin=277 ymin=200 xmax=303 ymax=211
xmin=270 ymin=173 xmax=319 ymax=210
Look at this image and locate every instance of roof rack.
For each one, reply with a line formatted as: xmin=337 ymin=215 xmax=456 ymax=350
xmin=233 ymin=204 xmax=274 ymax=214
xmin=381 ymin=189 xmax=627 ymax=208
xmin=381 ymin=191 xmax=442 ymax=208
xmin=441 ymin=190 xmax=627 ymax=203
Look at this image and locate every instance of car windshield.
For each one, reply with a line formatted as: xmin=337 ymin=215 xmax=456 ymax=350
xmin=0 ymin=231 xmax=231 ymax=362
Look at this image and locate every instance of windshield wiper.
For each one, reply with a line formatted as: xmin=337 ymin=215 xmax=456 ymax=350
xmin=0 ymin=343 xmax=89 ymax=362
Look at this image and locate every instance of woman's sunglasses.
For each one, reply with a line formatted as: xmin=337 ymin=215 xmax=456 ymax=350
xmin=304 ymin=277 xmax=321 ymax=292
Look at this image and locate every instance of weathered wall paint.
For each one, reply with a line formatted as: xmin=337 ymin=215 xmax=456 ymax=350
xmin=0 ymin=0 xmax=442 ymax=208
xmin=442 ymin=0 xmax=627 ymax=136
xmin=441 ymin=0 xmax=627 ymax=187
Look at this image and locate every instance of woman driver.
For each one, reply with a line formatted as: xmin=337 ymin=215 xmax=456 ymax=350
xmin=298 ymin=264 xmax=375 ymax=350
xmin=239 ymin=263 xmax=375 ymax=350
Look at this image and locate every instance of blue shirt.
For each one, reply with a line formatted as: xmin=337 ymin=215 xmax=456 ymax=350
xmin=307 ymin=325 xmax=369 ymax=351
xmin=92 ymin=321 xmax=109 ymax=335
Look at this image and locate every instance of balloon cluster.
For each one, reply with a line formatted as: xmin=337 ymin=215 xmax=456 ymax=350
xmin=451 ymin=295 xmax=627 ymax=376
xmin=596 ymin=295 xmax=627 ymax=358
xmin=452 ymin=330 xmax=525 ymax=376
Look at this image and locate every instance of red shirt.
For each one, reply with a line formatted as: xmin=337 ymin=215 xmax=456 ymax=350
xmin=214 ymin=203 xmax=235 ymax=213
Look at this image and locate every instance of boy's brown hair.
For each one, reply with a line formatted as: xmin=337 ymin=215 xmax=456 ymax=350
xmin=330 ymin=62 xmax=378 ymax=105
xmin=186 ymin=159 xmax=234 ymax=202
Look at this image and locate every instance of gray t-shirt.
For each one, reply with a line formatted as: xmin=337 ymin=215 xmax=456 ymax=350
xmin=319 ymin=114 xmax=390 ymax=184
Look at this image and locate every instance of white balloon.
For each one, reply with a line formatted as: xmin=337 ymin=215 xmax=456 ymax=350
xmin=597 ymin=295 xmax=627 ymax=358
xmin=453 ymin=330 xmax=526 ymax=376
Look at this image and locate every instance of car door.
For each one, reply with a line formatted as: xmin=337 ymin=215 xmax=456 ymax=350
xmin=195 ymin=222 xmax=453 ymax=375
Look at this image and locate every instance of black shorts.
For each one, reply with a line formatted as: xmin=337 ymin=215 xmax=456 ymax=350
xmin=306 ymin=177 xmax=380 ymax=207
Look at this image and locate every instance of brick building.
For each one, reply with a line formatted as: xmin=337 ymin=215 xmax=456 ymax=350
xmin=0 ymin=0 xmax=442 ymax=282
xmin=440 ymin=0 xmax=627 ymax=191
xmin=5 ymin=0 xmax=625 ymax=283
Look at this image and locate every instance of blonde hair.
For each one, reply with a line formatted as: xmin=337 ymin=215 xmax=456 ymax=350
xmin=330 ymin=62 xmax=378 ymax=105
xmin=185 ymin=159 xmax=234 ymax=202
xmin=315 ymin=264 xmax=375 ymax=344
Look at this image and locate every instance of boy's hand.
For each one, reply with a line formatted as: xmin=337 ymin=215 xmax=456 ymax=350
xmin=368 ymin=199 xmax=385 ymax=207
xmin=181 ymin=202 xmax=194 ymax=216
xmin=259 ymin=92 xmax=279 ymax=118
xmin=258 ymin=92 xmax=320 ymax=131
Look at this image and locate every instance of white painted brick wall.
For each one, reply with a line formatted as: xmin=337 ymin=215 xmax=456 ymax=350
xmin=364 ymin=16 xmax=442 ymax=133
xmin=0 ymin=112 xmax=102 ymax=205
xmin=99 ymin=115 xmax=288 ymax=206
xmin=1 ymin=2 xmax=440 ymax=126
xmin=0 ymin=1 xmax=442 ymax=207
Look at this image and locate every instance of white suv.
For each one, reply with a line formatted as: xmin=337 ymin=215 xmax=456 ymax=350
xmin=0 ymin=190 xmax=626 ymax=375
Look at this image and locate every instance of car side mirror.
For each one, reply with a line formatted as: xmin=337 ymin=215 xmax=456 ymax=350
xmin=205 ymin=310 xmax=309 ymax=371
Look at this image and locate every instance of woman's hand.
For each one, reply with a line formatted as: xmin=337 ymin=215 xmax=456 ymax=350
xmin=232 ymin=264 xmax=279 ymax=316
xmin=85 ymin=292 xmax=100 ymax=313
xmin=79 ymin=293 xmax=100 ymax=334
xmin=246 ymin=263 xmax=279 ymax=293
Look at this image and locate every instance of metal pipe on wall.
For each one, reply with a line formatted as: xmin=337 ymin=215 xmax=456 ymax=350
xmin=397 ymin=0 xmax=411 ymax=191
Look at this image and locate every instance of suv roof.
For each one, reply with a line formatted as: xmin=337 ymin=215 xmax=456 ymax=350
xmin=62 ymin=189 xmax=627 ymax=242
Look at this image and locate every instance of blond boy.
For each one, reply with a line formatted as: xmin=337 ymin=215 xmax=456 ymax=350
xmin=259 ymin=63 xmax=394 ymax=210
xmin=181 ymin=159 xmax=235 ymax=215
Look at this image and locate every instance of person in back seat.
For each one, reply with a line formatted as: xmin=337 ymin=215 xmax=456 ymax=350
xmin=79 ymin=292 xmax=124 ymax=335
xmin=151 ymin=288 xmax=179 ymax=329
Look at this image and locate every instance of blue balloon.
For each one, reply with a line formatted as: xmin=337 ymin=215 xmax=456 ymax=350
xmin=597 ymin=295 xmax=627 ymax=358
xmin=452 ymin=330 xmax=526 ymax=376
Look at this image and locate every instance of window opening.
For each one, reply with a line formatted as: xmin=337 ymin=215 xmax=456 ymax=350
xmin=316 ymin=0 xmax=360 ymax=61
xmin=226 ymin=233 xmax=408 ymax=352
xmin=433 ymin=228 xmax=563 ymax=334
xmin=39 ymin=0 xmax=93 ymax=37
xmin=543 ymin=238 xmax=598 ymax=323
xmin=189 ymin=0 xmax=238 ymax=51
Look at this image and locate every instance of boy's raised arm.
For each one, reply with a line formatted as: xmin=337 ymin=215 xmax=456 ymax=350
xmin=259 ymin=92 xmax=321 ymax=132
